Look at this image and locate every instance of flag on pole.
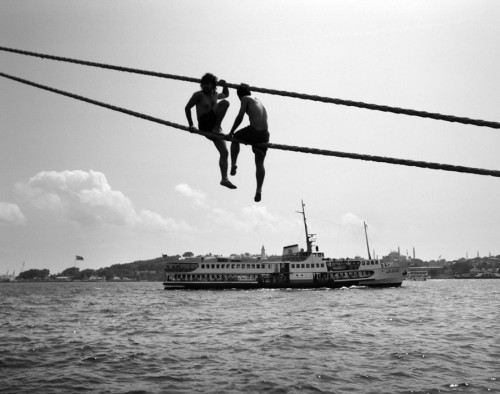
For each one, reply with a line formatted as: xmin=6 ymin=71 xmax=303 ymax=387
xmin=76 ymin=255 xmax=84 ymax=261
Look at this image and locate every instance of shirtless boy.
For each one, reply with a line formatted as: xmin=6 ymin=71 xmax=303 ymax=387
xmin=228 ymin=84 xmax=270 ymax=202
xmin=185 ymin=73 xmax=236 ymax=189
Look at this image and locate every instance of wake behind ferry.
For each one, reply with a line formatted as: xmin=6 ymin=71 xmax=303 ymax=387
xmin=163 ymin=202 xmax=406 ymax=290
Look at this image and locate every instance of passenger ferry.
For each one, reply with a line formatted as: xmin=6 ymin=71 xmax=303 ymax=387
xmin=405 ymin=270 xmax=428 ymax=281
xmin=163 ymin=202 xmax=406 ymax=290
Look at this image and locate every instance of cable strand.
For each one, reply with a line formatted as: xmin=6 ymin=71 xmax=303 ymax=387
xmin=1 ymin=71 xmax=499 ymax=179
xmin=1 ymin=45 xmax=499 ymax=130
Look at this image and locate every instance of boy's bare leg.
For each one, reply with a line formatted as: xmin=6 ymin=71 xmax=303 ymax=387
xmin=230 ymin=142 xmax=240 ymax=176
xmin=254 ymin=151 xmax=265 ymax=202
xmin=213 ymin=139 xmax=236 ymax=189
xmin=213 ymin=100 xmax=229 ymax=132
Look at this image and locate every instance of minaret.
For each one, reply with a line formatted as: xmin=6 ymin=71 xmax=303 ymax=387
xmin=261 ymin=245 xmax=266 ymax=260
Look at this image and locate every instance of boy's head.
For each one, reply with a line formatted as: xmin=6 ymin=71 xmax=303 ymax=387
xmin=200 ymin=73 xmax=217 ymax=93
xmin=237 ymin=83 xmax=251 ymax=99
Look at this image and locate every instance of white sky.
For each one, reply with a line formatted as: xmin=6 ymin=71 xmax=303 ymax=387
xmin=1 ymin=0 xmax=499 ymax=274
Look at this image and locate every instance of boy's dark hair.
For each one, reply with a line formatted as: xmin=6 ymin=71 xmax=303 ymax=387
xmin=237 ymin=83 xmax=251 ymax=98
xmin=200 ymin=73 xmax=217 ymax=92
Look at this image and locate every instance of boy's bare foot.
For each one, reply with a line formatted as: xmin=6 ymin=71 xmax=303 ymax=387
xmin=254 ymin=191 xmax=261 ymax=202
xmin=230 ymin=165 xmax=237 ymax=176
xmin=220 ymin=179 xmax=237 ymax=189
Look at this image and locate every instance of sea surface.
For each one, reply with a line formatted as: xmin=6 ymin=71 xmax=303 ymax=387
xmin=0 ymin=280 xmax=499 ymax=394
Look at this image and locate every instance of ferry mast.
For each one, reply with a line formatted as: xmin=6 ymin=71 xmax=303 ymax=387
xmin=297 ymin=200 xmax=314 ymax=253
xmin=364 ymin=222 xmax=372 ymax=260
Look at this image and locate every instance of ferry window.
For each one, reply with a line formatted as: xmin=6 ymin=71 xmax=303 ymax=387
xmin=236 ymin=264 xmax=240 ymax=269
xmin=211 ymin=264 xmax=215 ymax=269
xmin=216 ymin=264 xmax=220 ymax=269
xmin=232 ymin=264 xmax=235 ymax=269
xmin=201 ymin=264 xmax=205 ymax=269
xmin=251 ymin=264 xmax=255 ymax=269
xmin=321 ymin=263 xmax=324 ymax=268
xmin=301 ymin=264 xmax=305 ymax=268
xmin=306 ymin=264 xmax=310 ymax=268
xmin=291 ymin=264 xmax=295 ymax=269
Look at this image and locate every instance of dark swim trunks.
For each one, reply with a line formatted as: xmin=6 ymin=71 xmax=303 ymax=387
xmin=234 ymin=125 xmax=270 ymax=156
xmin=198 ymin=110 xmax=217 ymax=132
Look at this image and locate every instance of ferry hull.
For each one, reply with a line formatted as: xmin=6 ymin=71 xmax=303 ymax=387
xmin=163 ymin=279 xmax=403 ymax=290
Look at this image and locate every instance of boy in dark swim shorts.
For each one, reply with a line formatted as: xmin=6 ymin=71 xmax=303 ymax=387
xmin=233 ymin=125 xmax=270 ymax=157
xmin=185 ymin=73 xmax=236 ymax=189
xmin=198 ymin=110 xmax=218 ymax=135
xmin=228 ymin=84 xmax=270 ymax=202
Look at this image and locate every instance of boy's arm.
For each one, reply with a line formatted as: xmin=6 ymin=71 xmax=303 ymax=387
xmin=229 ymin=98 xmax=248 ymax=136
xmin=185 ymin=92 xmax=199 ymax=128
xmin=217 ymin=79 xmax=229 ymax=99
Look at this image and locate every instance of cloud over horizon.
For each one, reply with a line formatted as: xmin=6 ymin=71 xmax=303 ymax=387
xmin=0 ymin=201 xmax=26 ymax=225
xmin=174 ymin=183 xmax=208 ymax=209
xmin=15 ymin=170 xmax=185 ymax=231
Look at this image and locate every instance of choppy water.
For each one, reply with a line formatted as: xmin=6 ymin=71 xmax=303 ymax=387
xmin=0 ymin=280 xmax=499 ymax=394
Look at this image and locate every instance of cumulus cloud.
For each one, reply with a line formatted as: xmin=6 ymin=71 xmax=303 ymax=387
xmin=341 ymin=212 xmax=365 ymax=227
xmin=174 ymin=183 xmax=208 ymax=208
xmin=0 ymin=201 xmax=26 ymax=225
xmin=15 ymin=170 xmax=183 ymax=231
xmin=138 ymin=209 xmax=191 ymax=232
xmin=209 ymin=205 xmax=285 ymax=233
xmin=240 ymin=205 xmax=280 ymax=231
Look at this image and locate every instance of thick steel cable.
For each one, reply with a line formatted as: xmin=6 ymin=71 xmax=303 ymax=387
xmin=1 ymin=71 xmax=499 ymax=178
xmin=1 ymin=45 xmax=499 ymax=130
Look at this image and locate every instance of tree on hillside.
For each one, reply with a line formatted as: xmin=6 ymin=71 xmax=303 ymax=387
xmin=78 ymin=268 xmax=96 ymax=280
xmin=18 ymin=269 xmax=50 ymax=280
xmin=182 ymin=252 xmax=194 ymax=258
xmin=60 ymin=267 xmax=80 ymax=278
xmin=96 ymin=267 xmax=115 ymax=281
xmin=452 ymin=260 xmax=472 ymax=275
